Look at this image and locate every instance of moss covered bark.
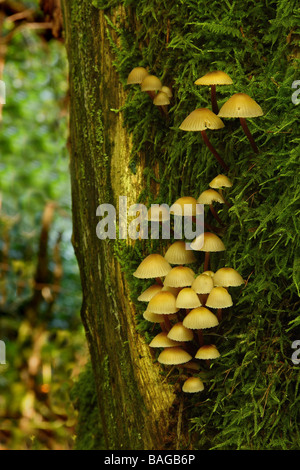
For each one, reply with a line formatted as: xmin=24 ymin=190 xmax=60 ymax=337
xmin=61 ymin=0 xmax=180 ymax=450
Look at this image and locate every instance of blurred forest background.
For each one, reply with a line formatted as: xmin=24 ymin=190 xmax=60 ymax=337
xmin=0 ymin=0 xmax=90 ymax=450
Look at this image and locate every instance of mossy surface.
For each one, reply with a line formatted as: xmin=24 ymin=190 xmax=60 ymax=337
xmin=93 ymin=0 xmax=300 ymax=450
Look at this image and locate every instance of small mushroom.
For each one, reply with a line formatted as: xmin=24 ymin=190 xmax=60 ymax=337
xmin=182 ymin=376 xmax=204 ymax=393
xmin=140 ymin=74 xmax=162 ymax=100
xmin=192 ymin=273 xmax=214 ymax=306
xmin=149 ymin=331 xmax=180 ymax=348
xmin=190 ymin=232 xmax=226 ymax=271
xmin=197 ymin=188 xmax=225 ymax=227
xmin=164 ymin=240 xmax=196 ymax=266
xmin=157 ymin=347 xmax=192 ymax=365
xmin=133 ymin=253 xmax=172 ymax=285
xmin=194 ymin=70 xmax=233 ymax=114
xmin=213 ymin=267 xmax=244 ymax=288
xmin=183 ymin=306 xmax=219 ymax=346
xmin=167 ymin=322 xmax=194 ymax=342
xmin=195 ymin=344 xmax=220 ymax=360
xmin=179 ymin=108 xmax=229 ymax=172
xmin=148 ymin=290 xmax=179 ymax=331
xmin=137 ymin=284 xmax=163 ymax=302
xmin=218 ymin=92 xmax=263 ymax=154
xmin=209 ymin=174 xmax=233 ymax=207
xmin=163 ymin=266 xmax=195 ymax=288
xmin=205 ymin=286 xmax=233 ymax=321
xmin=175 ymin=287 xmax=201 ymax=310
xmin=127 ymin=66 xmax=149 ymax=85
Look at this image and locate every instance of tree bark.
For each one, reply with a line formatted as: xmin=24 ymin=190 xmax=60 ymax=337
xmin=61 ymin=1 xmax=183 ymax=450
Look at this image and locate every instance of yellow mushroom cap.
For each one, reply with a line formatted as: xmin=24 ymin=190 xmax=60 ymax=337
xmin=209 ymin=174 xmax=233 ymax=189
xmin=192 ymin=274 xmax=214 ymax=294
xmin=170 ymin=196 xmax=200 ymax=217
xmin=205 ymin=286 xmax=233 ymax=309
xmin=195 ymin=344 xmax=220 ymax=360
xmin=182 ymin=376 xmax=205 ymax=393
xmin=133 ymin=253 xmax=172 ymax=279
xmin=164 ymin=240 xmax=196 ymax=265
xmin=213 ymin=267 xmax=244 ymax=287
xmin=158 ymin=347 xmax=192 ymax=365
xmin=194 ymin=70 xmax=233 ymax=86
xmin=203 ymin=270 xmax=215 ymax=277
xmin=148 ymin=291 xmax=179 ymax=314
xmin=197 ymin=189 xmax=225 ymax=205
xmin=175 ymin=287 xmax=201 ymax=309
xmin=143 ymin=310 xmax=166 ymax=323
xmin=161 ymin=285 xmax=181 ymax=296
xmin=161 ymin=85 xmax=173 ymax=98
xmin=140 ymin=74 xmax=162 ymax=92
xmin=183 ymin=307 xmax=219 ymax=330
xmin=167 ymin=322 xmax=194 ymax=342
xmin=164 ymin=266 xmax=195 ymax=288
xmin=137 ymin=284 xmax=163 ymax=302
xmin=153 ymin=91 xmax=170 ymax=106
xmin=149 ymin=332 xmax=179 ymax=348
xmin=190 ymin=232 xmax=226 ymax=252
xmin=218 ymin=92 xmax=263 ymax=118
xmin=127 ymin=66 xmax=149 ymax=85
xmin=179 ymin=108 xmax=225 ymax=132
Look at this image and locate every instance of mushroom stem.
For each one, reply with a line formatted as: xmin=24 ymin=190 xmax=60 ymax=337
xmin=217 ymin=308 xmax=223 ymax=322
xmin=218 ymin=189 xmax=231 ymax=208
xmin=239 ymin=117 xmax=259 ymax=154
xmin=146 ymin=90 xmax=156 ymax=100
xmin=200 ymin=130 xmax=229 ymax=172
xmin=155 ymin=277 xmax=163 ymax=286
xmin=209 ymin=204 xmax=225 ymax=226
xmin=199 ymin=293 xmax=208 ymax=306
xmin=163 ymin=315 xmax=172 ymax=332
xmin=203 ymin=251 xmax=210 ymax=272
xmin=197 ymin=329 xmax=204 ymax=346
xmin=210 ymin=84 xmax=219 ymax=114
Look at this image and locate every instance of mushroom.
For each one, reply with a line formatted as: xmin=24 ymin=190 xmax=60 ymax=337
xmin=195 ymin=344 xmax=220 ymax=360
xmin=175 ymin=287 xmax=201 ymax=310
xmin=182 ymin=376 xmax=204 ymax=393
xmin=183 ymin=306 xmax=219 ymax=347
xmin=157 ymin=347 xmax=192 ymax=365
xmin=194 ymin=70 xmax=233 ymax=114
xmin=163 ymin=266 xmax=195 ymax=288
xmin=169 ymin=196 xmax=199 ymax=218
xmin=140 ymin=74 xmax=162 ymax=100
xmin=143 ymin=310 xmax=168 ymax=332
xmin=213 ymin=267 xmax=244 ymax=288
xmin=179 ymin=108 xmax=229 ymax=172
xmin=133 ymin=253 xmax=172 ymax=286
xmin=197 ymin=188 xmax=225 ymax=227
xmin=147 ymin=290 xmax=179 ymax=331
xmin=161 ymin=85 xmax=173 ymax=98
xmin=167 ymin=321 xmax=194 ymax=342
xmin=190 ymin=232 xmax=226 ymax=271
xmin=205 ymin=286 xmax=233 ymax=321
xmin=153 ymin=91 xmax=170 ymax=118
xmin=149 ymin=331 xmax=180 ymax=348
xmin=209 ymin=174 xmax=233 ymax=207
xmin=164 ymin=240 xmax=196 ymax=265
xmin=191 ymin=273 xmax=214 ymax=306
xmin=218 ymin=92 xmax=263 ymax=154
xmin=127 ymin=66 xmax=149 ymax=85
xmin=137 ymin=284 xmax=163 ymax=302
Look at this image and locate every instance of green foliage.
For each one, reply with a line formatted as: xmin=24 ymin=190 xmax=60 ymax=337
xmin=95 ymin=0 xmax=300 ymax=450
xmin=71 ymin=361 xmax=105 ymax=450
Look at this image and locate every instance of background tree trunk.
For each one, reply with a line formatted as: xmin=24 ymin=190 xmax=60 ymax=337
xmin=61 ymin=1 xmax=182 ymax=450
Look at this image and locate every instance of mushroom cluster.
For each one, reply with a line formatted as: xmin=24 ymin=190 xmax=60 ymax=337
xmin=179 ymin=70 xmax=264 ymax=170
xmin=127 ymin=66 xmax=172 ymax=116
xmin=133 ymin=209 xmax=244 ymax=394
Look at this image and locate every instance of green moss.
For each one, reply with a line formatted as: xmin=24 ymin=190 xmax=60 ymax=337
xmin=71 ymin=361 xmax=105 ymax=450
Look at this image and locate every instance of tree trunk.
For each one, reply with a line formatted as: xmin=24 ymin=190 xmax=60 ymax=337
xmin=61 ymin=1 xmax=182 ymax=450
